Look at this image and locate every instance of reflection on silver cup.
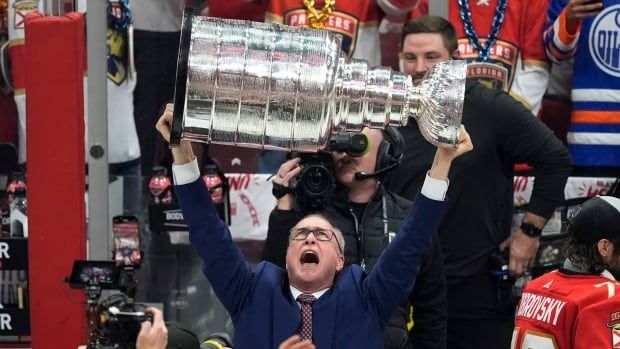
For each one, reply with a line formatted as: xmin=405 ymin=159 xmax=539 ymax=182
xmin=170 ymin=8 xmax=467 ymax=150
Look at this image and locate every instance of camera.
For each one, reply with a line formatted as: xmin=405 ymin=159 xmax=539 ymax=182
xmin=96 ymin=293 xmax=153 ymax=348
xmin=68 ymin=260 xmax=149 ymax=349
xmin=288 ymin=131 xmax=369 ymax=212
xmin=291 ymin=152 xmax=336 ymax=212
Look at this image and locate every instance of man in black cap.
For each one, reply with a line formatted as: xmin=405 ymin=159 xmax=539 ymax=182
xmin=513 ymin=195 xmax=620 ymax=349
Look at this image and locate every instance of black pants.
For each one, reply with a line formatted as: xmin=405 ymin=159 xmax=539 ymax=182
xmin=133 ymin=30 xmax=180 ymax=175
xmin=446 ymin=270 xmax=516 ymax=349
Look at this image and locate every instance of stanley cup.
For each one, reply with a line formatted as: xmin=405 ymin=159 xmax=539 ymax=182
xmin=170 ymin=8 xmax=467 ymax=151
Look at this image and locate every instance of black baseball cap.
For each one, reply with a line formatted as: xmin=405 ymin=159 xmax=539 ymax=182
xmin=569 ymin=196 xmax=620 ymax=244
xmin=165 ymin=321 xmax=200 ymax=349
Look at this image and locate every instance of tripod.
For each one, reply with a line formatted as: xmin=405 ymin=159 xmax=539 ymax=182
xmin=85 ymin=285 xmax=103 ymax=349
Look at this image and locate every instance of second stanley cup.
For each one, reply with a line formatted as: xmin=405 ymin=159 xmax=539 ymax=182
xmin=170 ymin=8 xmax=467 ymax=150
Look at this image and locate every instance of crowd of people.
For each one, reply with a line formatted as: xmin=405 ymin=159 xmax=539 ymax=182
xmin=149 ymin=0 xmax=617 ymax=347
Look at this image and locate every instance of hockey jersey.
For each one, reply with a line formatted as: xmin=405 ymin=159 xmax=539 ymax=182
xmin=205 ymin=0 xmax=267 ymax=21
xmin=513 ymin=270 xmax=620 ymax=349
xmin=266 ymin=0 xmax=419 ymax=67
xmin=573 ymin=294 xmax=620 ymax=349
xmin=544 ymin=0 xmax=620 ymax=168
xmin=76 ymin=0 xmax=141 ymax=164
xmin=448 ymin=0 xmax=550 ymax=114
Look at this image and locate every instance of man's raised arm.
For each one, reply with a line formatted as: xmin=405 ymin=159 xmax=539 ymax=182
xmin=364 ymin=125 xmax=473 ymax=323
xmin=155 ymin=104 xmax=254 ymax=317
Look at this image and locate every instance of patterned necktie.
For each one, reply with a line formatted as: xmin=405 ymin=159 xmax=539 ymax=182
xmin=297 ymin=294 xmax=317 ymax=341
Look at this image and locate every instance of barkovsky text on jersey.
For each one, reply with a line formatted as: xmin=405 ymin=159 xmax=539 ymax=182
xmin=517 ymin=292 xmax=567 ymax=326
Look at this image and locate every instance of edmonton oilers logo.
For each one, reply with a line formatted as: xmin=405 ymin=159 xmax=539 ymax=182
xmin=589 ymin=4 xmax=620 ymax=77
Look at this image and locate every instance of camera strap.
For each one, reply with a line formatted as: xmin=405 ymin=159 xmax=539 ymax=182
xmin=272 ymin=181 xmax=293 ymax=200
xmin=382 ymin=196 xmax=388 ymax=239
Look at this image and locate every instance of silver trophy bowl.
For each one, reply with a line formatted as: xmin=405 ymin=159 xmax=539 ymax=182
xmin=170 ymin=8 xmax=467 ymax=150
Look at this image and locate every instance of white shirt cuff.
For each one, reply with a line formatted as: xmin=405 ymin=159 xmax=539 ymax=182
xmin=420 ymin=172 xmax=449 ymax=201
xmin=172 ymin=158 xmax=200 ymax=185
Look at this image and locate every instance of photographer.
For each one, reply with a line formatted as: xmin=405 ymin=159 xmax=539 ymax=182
xmin=262 ymin=127 xmax=447 ymax=349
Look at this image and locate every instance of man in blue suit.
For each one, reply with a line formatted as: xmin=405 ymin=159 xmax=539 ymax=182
xmin=156 ymin=104 xmax=473 ymax=349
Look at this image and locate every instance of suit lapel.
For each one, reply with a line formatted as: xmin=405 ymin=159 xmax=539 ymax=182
xmin=312 ymin=287 xmax=337 ymax=349
xmin=273 ymin=282 xmax=301 ymax=346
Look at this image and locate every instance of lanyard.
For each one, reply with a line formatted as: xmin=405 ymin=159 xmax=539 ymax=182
xmin=458 ymin=0 xmax=508 ymax=62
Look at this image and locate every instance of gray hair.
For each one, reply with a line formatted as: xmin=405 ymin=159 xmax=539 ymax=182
xmin=290 ymin=213 xmax=346 ymax=253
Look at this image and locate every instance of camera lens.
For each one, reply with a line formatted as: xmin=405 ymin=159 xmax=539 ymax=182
xmin=302 ymin=166 xmax=331 ymax=196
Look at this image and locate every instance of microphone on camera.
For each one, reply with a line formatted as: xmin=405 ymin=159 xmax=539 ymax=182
xmin=354 ymin=162 xmax=400 ymax=181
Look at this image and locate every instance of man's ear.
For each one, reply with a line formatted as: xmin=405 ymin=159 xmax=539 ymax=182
xmin=336 ymin=255 xmax=345 ymax=272
xmin=597 ymin=239 xmax=614 ymax=258
xmin=451 ymin=49 xmax=460 ymax=59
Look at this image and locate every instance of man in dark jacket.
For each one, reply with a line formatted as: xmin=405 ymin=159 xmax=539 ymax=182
xmin=384 ymin=16 xmax=573 ymax=349
xmin=262 ymin=126 xmax=447 ymax=349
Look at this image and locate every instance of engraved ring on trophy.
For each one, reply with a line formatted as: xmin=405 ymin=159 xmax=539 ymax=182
xmin=170 ymin=8 xmax=468 ymax=151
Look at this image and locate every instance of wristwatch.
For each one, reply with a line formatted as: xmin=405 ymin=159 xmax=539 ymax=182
xmin=272 ymin=181 xmax=293 ymax=199
xmin=520 ymin=222 xmax=542 ymax=238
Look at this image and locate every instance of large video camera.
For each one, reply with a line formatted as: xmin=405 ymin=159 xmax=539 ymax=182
xmin=291 ymin=152 xmax=336 ymax=212
xmin=96 ymin=293 xmax=152 ymax=348
xmin=290 ymin=132 xmax=369 ymax=212
xmin=68 ymin=260 xmax=150 ymax=349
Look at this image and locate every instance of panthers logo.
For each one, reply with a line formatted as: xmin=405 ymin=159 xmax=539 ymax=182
xmin=283 ymin=9 xmax=359 ymax=59
xmin=607 ymin=311 xmax=620 ymax=348
xmin=107 ymin=28 xmax=127 ymax=85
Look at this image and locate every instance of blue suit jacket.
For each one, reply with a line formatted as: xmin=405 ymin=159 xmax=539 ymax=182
xmin=175 ymin=179 xmax=445 ymax=349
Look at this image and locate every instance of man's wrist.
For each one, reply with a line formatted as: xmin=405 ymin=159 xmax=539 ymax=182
xmin=519 ymin=222 xmax=542 ymax=238
xmin=565 ymin=17 xmax=580 ymax=36
xmin=421 ymin=171 xmax=449 ymax=201
xmin=171 ymin=141 xmax=195 ymax=165
xmin=277 ymin=196 xmax=295 ymax=210
xmin=272 ymin=181 xmax=293 ymax=199
xmin=429 ymin=158 xmax=451 ymax=181
xmin=172 ymin=158 xmax=200 ymax=185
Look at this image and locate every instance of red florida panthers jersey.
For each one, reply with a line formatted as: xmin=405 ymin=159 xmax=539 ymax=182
xmin=205 ymin=0 xmax=267 ymax=22
xmin=266 ymin=0 xmax=385 ymax=66
xmin=448 ymin=0 xmax=549 ymax=114
xmin=266 ymin=0 xmax=419 ymax=67
xmin=513 ymin=270 xmax=620 ymax=349
xmin=573 ymin=295 xmax=620 ymax=349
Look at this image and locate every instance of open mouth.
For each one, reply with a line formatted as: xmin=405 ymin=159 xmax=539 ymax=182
xmin=412 ymin=76 xmax=425 ymax=85
xmin=300 ymin=250 xmax=319 ymax=265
